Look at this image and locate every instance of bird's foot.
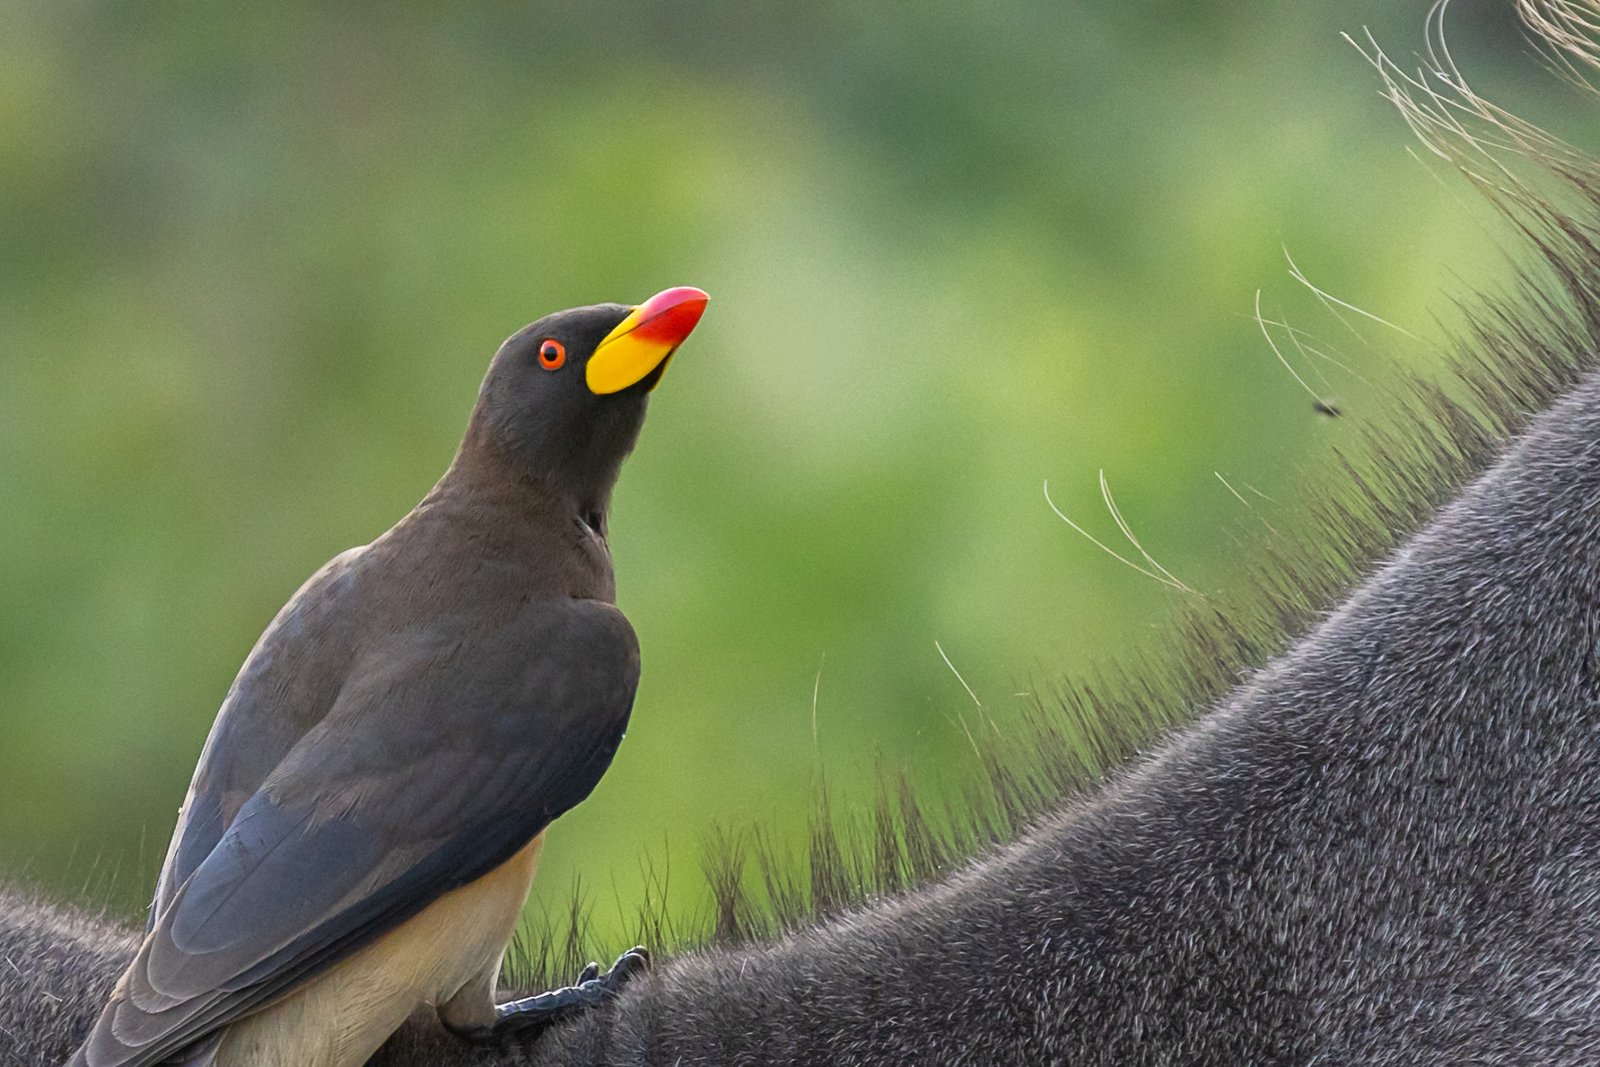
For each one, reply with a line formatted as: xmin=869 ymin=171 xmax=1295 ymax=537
xmin=452 ymin=947 xmax=650 ymax=1043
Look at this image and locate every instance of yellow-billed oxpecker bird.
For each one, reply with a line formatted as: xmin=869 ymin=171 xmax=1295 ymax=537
xmin=67 ymin=287 xmax=710 ymax=1067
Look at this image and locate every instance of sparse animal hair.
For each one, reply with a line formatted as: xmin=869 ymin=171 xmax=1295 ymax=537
xmin=10 ymin=1 xmax=1600 ymax=1064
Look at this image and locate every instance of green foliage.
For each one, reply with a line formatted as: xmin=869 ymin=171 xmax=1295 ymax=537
xmin=0 ymin=1 xmax=1576 ymax=946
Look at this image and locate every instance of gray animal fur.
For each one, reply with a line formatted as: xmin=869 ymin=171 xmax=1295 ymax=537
xmin=488 ymin=363 xmax=1600 ymax=1065
xmin=9 ymin=2 xmax=1600 ymax=1063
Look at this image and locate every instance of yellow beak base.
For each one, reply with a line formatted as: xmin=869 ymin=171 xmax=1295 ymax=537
xmin=586 ymin=286 xmax=710 ymax=395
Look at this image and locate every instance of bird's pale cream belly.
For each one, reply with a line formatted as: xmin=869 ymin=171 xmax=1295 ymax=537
xmin=207 ymin=833 xmax=544 ymax=1067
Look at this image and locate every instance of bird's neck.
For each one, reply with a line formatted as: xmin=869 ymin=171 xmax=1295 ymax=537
xmin=419 ymin=441 xmax=617 ymax=598
xmin=444 ymin=437 xmax=609 ymax=527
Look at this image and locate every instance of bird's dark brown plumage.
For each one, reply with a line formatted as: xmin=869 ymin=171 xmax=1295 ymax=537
xmin=67 ymin=292 xmax=707 ymax=1067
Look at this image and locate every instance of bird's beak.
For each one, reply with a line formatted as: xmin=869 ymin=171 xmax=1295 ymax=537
xmin=586 ymin=286 xmax=710 ymax=395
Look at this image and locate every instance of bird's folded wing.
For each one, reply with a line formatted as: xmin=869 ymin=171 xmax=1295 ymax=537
xmin=149 ymin=545 xmax=368 ymax=929
xmin=77 ymin=598 xmax=639 ymax=1067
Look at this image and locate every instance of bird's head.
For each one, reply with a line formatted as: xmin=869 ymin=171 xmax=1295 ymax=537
xmin=463 ymin=286 xmax=708 ymax=517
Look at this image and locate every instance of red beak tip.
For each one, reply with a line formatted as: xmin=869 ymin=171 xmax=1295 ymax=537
xmin=658 ymin=286 xmax=708 ymax=311
xmin=638 ymin=286 xmax=709 ymax=343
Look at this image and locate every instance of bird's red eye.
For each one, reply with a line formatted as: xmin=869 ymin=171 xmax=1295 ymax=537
xmin=538 ymin=339 xmax=566 ymax=370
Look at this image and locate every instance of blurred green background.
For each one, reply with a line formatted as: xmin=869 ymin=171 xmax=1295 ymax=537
xmin=0 ymin=1 xmax=1581 ymax=944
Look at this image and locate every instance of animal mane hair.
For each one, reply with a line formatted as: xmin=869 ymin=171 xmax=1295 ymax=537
xmin=9 ymin=1 xmax=1600 ymax=1063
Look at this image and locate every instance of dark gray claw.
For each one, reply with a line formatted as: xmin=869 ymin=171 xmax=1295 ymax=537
xmin=477 ymin=947 xmax=651 ymax=1041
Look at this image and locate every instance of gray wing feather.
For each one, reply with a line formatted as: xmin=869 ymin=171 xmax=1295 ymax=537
xmin=151 ymin=546 xmax=367 ymax=927
xmin=73 ymin=597 xmax=639 ymax=1067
